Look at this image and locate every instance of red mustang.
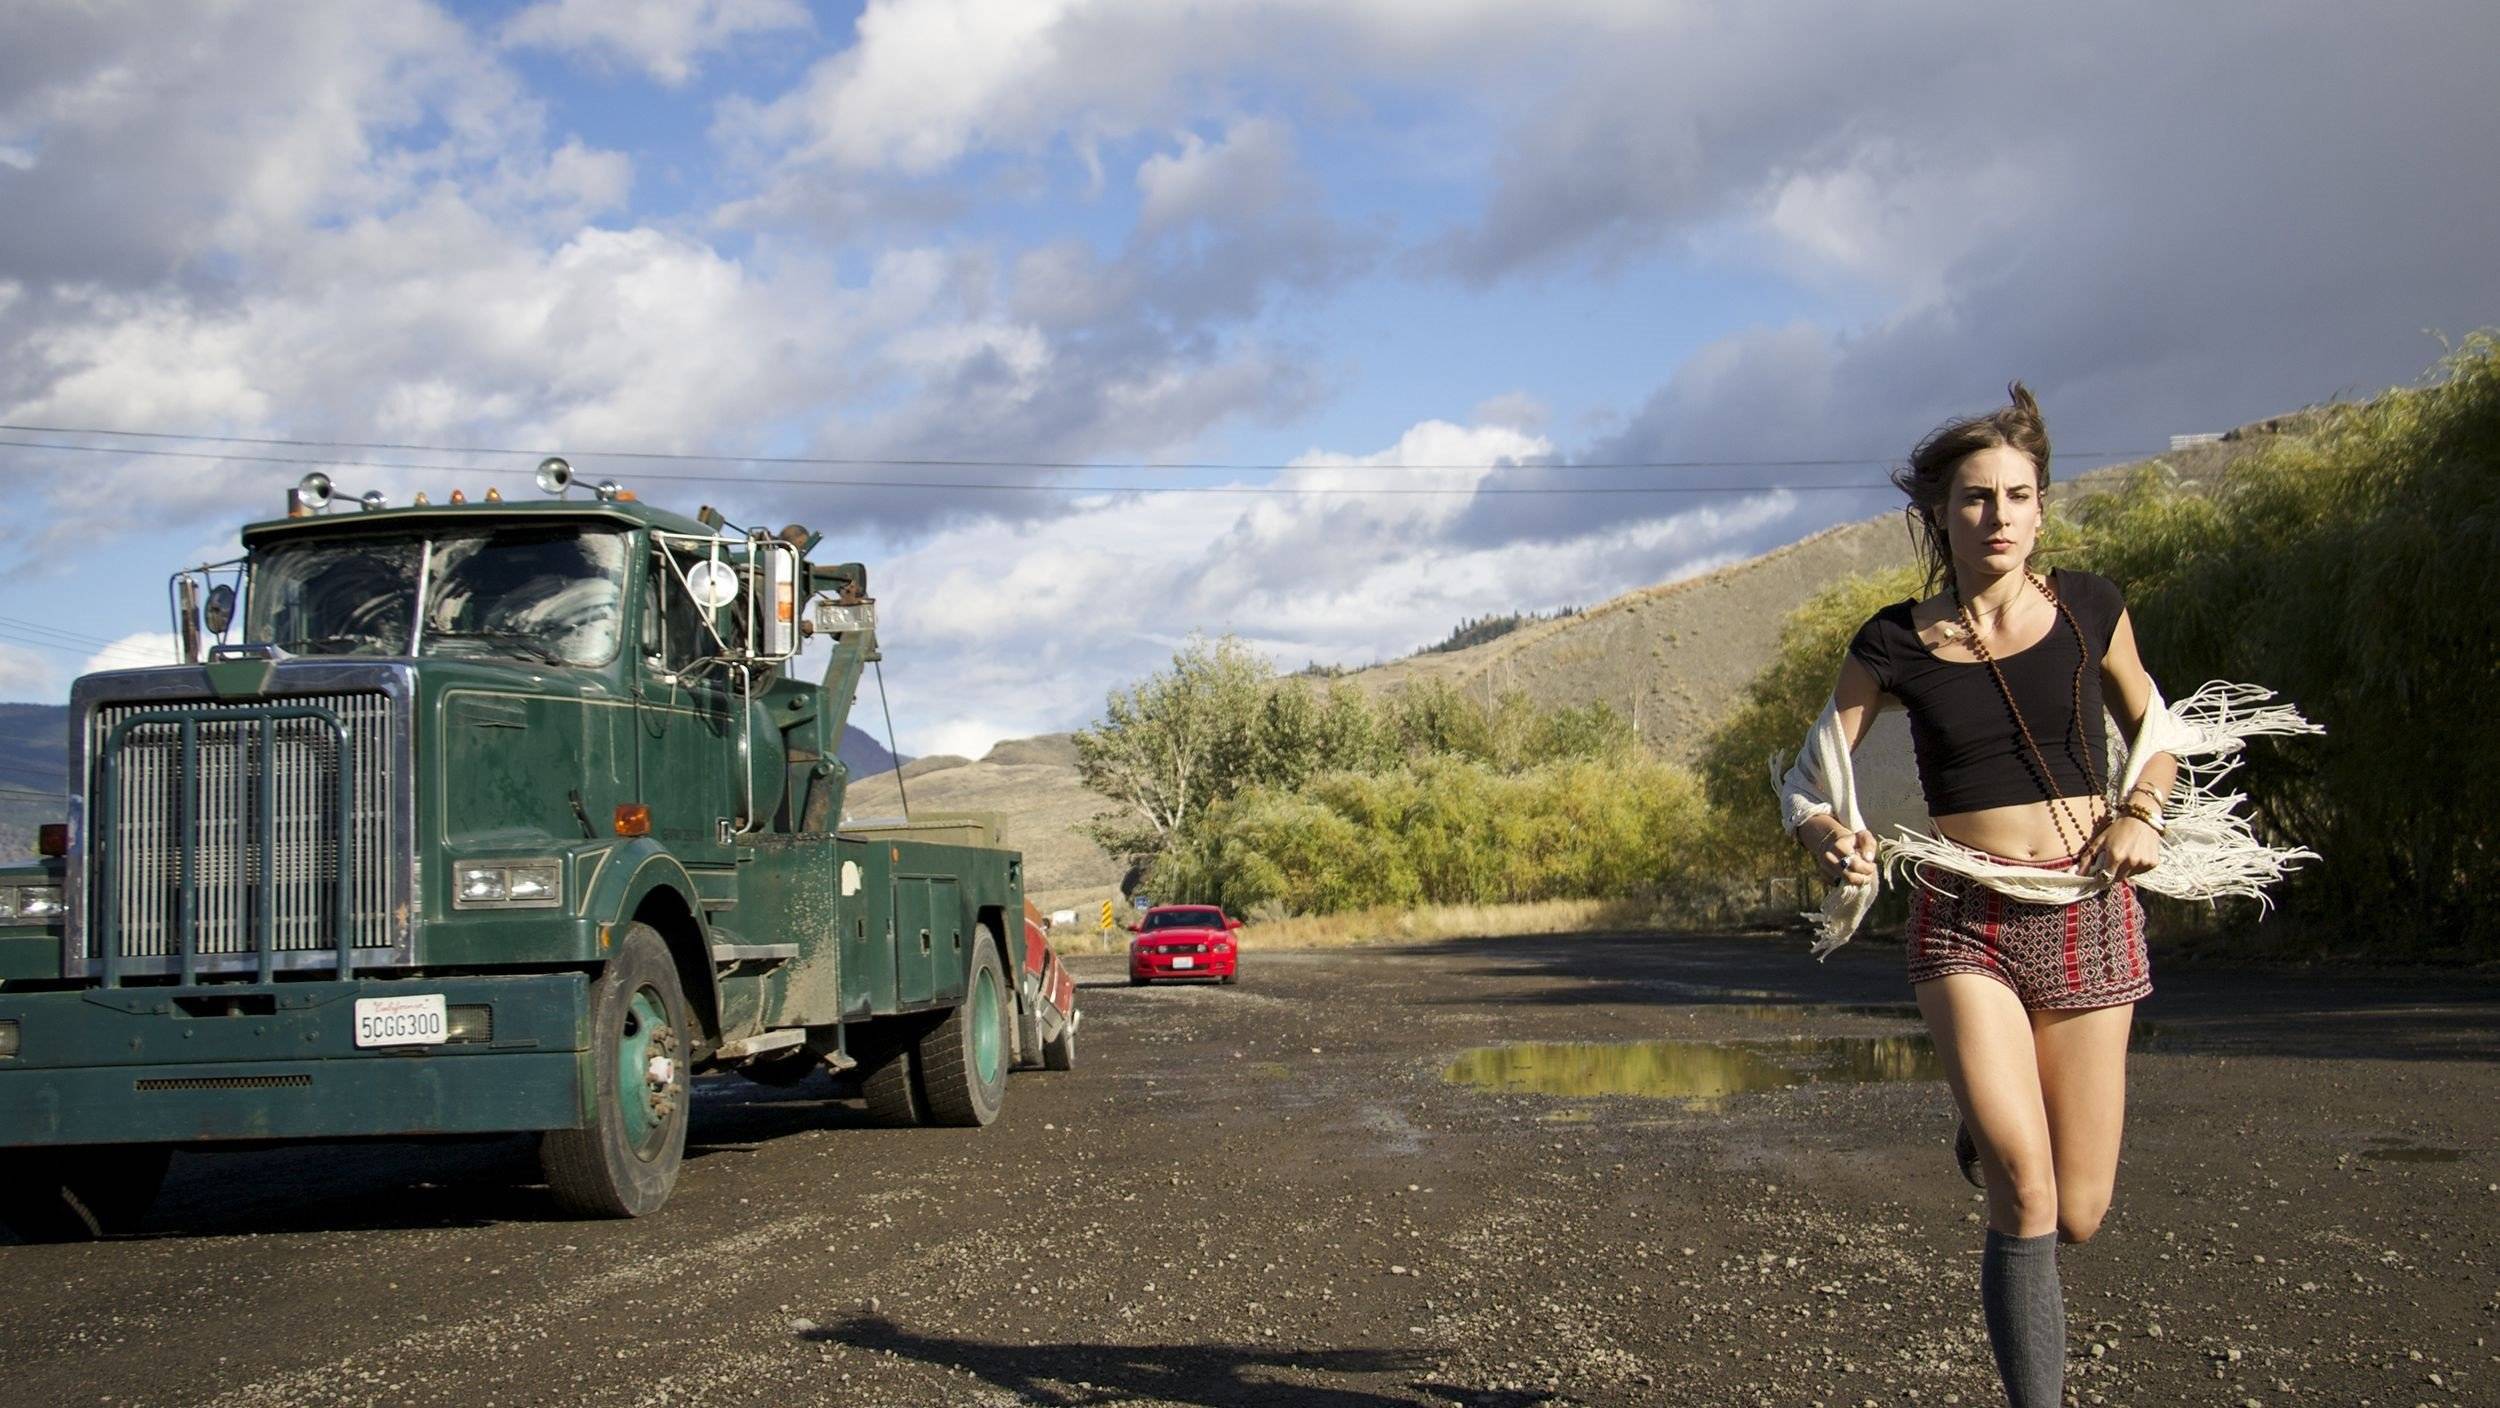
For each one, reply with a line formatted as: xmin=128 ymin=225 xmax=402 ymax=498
xmin=1127 ymin=905 xmax=1242 ymax=986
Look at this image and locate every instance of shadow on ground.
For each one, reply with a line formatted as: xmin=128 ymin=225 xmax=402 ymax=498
xmin=806 ymin=1312 xmax=1536 ymax=1408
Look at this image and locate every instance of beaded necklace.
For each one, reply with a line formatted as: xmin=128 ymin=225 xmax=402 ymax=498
xmin=1949 ymin=569 xmax=2108 ymax=859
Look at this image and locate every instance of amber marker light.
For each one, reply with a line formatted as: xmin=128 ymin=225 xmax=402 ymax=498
xmin=36 ymin=824 xmax=67 ymax=857
xmin=614 ymin=803 xmax=651 ymax=837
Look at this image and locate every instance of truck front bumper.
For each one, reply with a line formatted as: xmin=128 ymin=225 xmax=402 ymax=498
xmin=0 ymin=973 xmax=589 ymax=1148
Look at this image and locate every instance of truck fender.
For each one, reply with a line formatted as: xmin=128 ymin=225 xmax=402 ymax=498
xmin=581 ymin=840 xmax=723 ymax=1052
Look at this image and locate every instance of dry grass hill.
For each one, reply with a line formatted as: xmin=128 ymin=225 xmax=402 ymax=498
xmin=848 ymin=420 xmax=2308 ymax=912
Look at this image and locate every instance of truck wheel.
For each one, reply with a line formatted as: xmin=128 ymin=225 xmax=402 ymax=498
xmin=917 ymin=940 xmax=1011 ymax=1126
xmin=858 ymin=1045 xmax=927 ymax=1126
xmin=1041 ymin=1011 xmax=1078 ymax=1072
xmin=0 ymin=1144 xmax=172 ymax=1242
xmin=541 ymin=925 xmax=690 ymax=1218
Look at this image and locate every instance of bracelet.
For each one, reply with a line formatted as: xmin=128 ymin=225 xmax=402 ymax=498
xmin=2117 ymin=800 xmax=2167 ymax=835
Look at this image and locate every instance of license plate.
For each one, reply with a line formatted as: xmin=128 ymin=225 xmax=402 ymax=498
xmin=354 ymin=994 xmax=448 ymax=1048
xmin=1172 ymin=956 xmax=1195 ymax=969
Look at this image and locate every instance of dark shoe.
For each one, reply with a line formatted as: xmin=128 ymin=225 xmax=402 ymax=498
xmin=1954 ymin=1120 xmax=1984 ymax=1188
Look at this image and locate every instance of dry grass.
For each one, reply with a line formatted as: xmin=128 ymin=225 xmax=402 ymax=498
xmin=1233 ymin=898 xmax=1662 ymax=949
xmin=1043 ymin=884 xmax=1806 ymax=955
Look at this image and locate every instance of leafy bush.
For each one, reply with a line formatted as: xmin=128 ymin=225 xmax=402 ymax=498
xmin=1153 ymin=753 xmax=1716 ymax=916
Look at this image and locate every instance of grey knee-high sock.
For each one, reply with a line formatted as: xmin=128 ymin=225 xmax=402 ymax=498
xmin=1980 ymin=1229 xmax=2064 ymax=1407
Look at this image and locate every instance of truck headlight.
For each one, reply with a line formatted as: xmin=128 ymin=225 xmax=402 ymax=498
xmin=453 ymin=861 xmax=562 ymax=909
xmin=0 ymin=885 xmax=63 ymax=923
xmin=0 ymin=1020 xmax=19 ymax=1058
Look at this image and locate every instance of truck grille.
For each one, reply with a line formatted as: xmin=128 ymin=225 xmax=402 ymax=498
xmin=92 ymin=693 xmax=397 ymax=968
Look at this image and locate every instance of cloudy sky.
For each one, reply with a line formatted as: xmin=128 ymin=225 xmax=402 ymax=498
xmin=2 ymin=0 xmax=2493 ymax=758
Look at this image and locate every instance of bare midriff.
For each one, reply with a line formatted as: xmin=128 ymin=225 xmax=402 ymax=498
xmin=1931 ymin=796 xmax=2103 ymax=865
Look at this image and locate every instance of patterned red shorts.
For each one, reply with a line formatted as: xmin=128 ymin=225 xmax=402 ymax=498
xmin=1903 ymin=861 xmax=2152 ymax=1011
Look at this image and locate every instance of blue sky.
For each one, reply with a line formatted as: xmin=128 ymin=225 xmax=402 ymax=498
xmin=3 ymin=1 xmax=2495 ymax=757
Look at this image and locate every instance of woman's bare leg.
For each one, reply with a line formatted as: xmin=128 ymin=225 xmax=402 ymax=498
xmin=1917 ymin=973 xmax=2056 ymax=1235
xmin=1920 ymin=972 xmax=2072 ymax=1406
xmin=2030 ymin=1002 xmax=2134 ymax=1244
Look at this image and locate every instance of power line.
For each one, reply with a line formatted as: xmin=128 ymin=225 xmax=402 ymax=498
xmin=0 ymin=421 xmax=2165 ymax=476
xmin=0 ymin=437 xmax=1907 ymax=497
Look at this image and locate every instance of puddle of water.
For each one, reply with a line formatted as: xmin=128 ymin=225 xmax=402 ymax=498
xmin=1442 ymin=1033 xmax=1944 ymax=1106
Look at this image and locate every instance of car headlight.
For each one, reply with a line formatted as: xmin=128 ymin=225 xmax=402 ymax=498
xmin=0 ymin=885 xmax=64 ymax=923
xmin=453 ymin=860 xmax=562 ymax=909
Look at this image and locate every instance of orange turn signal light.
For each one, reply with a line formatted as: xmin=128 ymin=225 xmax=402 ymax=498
xmin=37 ymin=824 xmax=67 ymax=857
xmin=614 ymin=803 xmax=651 ymax=837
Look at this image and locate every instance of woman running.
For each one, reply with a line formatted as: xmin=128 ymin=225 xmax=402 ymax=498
xmin=1793 ymin=384 xmax=2171 ymax=1406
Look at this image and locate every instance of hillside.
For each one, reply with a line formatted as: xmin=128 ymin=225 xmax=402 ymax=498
xmin=840 ymin=733 xmax=1112 ymax=915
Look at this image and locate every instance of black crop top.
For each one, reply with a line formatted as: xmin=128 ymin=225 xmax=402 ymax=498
xmin=1846 ymin=569 xmax=2126 ymax=815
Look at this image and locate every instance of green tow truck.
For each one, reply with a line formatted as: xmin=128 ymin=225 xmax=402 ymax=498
xmin=0 ymin=462 xmax=1078 ymax=1239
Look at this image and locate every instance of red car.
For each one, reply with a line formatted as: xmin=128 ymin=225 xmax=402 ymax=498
xmin=1127 ymin=905 xmax=1242 ymax=986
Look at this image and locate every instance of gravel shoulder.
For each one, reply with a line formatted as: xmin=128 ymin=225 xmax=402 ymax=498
xmin=2 ymin=933 xmax=2494 ymax=1407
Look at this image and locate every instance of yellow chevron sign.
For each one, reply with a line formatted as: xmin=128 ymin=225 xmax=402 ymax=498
xmin=1099 ymin=901 xmax=1115 ymax=931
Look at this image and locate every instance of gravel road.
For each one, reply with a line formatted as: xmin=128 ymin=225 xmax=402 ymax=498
xmin=3 ymin=932 xmax=2494 ymax=1407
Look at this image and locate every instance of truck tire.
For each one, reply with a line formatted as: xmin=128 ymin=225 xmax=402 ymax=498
xmin=917 ymin=940 xmax=1011 ymax=1126
xmin=858 ymin=1045 xmax=926 ymax=1126
xmin=541 ymin=925 xmax=690 ymax=1218
xmin=1041 ymin=1011 xmax=1078 ymax=1072
xmin=0 ymin=1144 xmax=172 ymax=1242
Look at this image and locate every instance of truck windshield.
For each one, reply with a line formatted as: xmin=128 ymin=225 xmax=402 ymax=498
xmin=246 ymin=526 xmax=630 ymax=666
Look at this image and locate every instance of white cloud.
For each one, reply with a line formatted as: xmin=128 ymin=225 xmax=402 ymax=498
xmin=728 ymin=0 xmax=1662 ymax=179
xmin=79 ymin=632 xmax=180 ymax=677
xmin=502 ymin=0 xmax=811 ymax=86
xmin=0 ymin=644 xmax=58 ymax=701
xmin=1136 ymin=118 xmax=1294 ymax=230
xmin=842 ymin=416 xmax=1804 ymax=757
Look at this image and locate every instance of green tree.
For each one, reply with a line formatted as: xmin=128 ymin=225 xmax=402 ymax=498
xmin=1073 ymin=635 xmax=1274 ymax=867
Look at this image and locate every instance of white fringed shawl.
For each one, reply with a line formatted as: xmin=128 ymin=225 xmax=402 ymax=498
xmin=1774 ymin=679 xmax=2322 ymax=959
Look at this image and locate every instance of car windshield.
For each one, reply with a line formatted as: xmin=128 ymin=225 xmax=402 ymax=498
xmin=1144 ymin=909 xmax=1224 ymax=930
xmin=246 ymin=526 xmax=629 ymax=667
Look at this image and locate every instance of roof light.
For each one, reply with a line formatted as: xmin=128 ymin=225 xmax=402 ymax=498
xmin=595 ymin=480 xmax=623 ymax=503
xmin=450 ymin=489 xmax=466 ymax=504
xmin=484 ymin=487 xmax=503 ymax=503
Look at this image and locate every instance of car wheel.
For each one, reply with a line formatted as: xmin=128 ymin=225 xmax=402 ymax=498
xmin=1220 ymin=968 xmax=1238 ymax=986
xmin=0 ymin=1144 xmax=172 ymax=1242
xmin=917 ymin=940 xmax=1011 ymax=1127
xmin=540 ymin=924 xmax=690 ymax=1218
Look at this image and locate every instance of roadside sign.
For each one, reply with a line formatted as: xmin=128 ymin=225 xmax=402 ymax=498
xmin=1098 ymin=901 xmax=1114 ymax=931
xmin=1131 ymin=895 xmax=1151 ymax=912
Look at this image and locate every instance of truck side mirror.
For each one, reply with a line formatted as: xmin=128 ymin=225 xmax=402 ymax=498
xmin=204 ymin=584 xmax=236 ymax=637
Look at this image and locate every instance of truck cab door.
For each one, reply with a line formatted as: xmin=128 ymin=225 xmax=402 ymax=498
xmin=635 ymin=549 xmax=739 ymax=865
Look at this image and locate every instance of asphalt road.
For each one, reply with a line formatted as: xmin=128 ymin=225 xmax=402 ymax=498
xmin=3 ymin=932 xmax=2495 ymax=1407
